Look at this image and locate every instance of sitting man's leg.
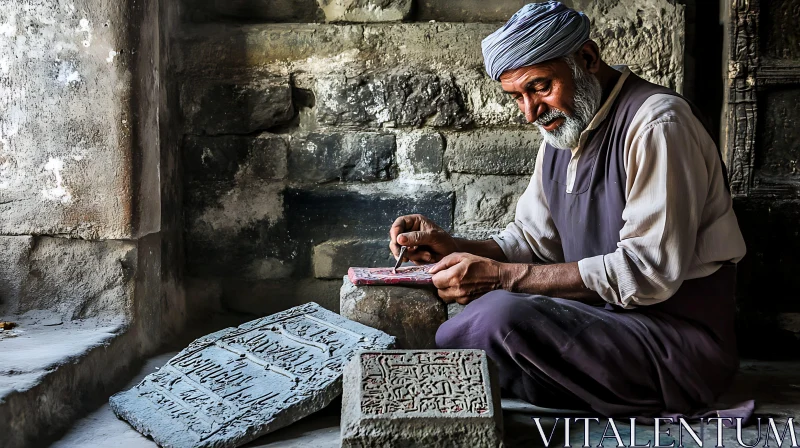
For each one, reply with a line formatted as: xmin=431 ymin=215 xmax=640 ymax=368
xmin=436 ymin=289 xmax=736 ymax=417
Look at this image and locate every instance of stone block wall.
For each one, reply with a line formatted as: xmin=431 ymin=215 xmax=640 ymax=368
xmin=175 ymin=0 xmax=687 ymax=314
xmin=0 ymin=0 xmax=187 ymax=351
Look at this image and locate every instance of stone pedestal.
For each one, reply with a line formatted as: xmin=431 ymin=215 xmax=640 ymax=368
xmin=340 ymin=277 xmax=446 ymax=349
xmin=341 ymin=350 xmax=503 ymax=448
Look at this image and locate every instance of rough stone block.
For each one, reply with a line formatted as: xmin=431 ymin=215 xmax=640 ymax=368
xmin=186 ymin=0 xmax=322 ymax=23
xmin=312 ymin=239 xmax=393 ymax=279
xmin=317 ymin=0 xmax=411 ymax=22
xmin=289 ymin=132 xmax=395 ymax=183
xmin=182 ymin=78 xmax=294 ymax=135
xmin=284 ymin=186 xmax=454 ymax=240
xmin=0 ymin=0 xmax=142 ymax=239
xmin=221 ymin=278 xmax=343 ymax=316
xmin=453 ymin=174 xmax=530 ymax=235
xmin=184 ymin=133 xmax=288 ymax=184
xmin=413 ymin=0 xmax=528 ymax=22
xmin=340 ymin=278 xmax=445 ymax=349
xmin=445 ymin=129 xmax=542 ymax=175
xmin=184 ymin=181 xmax=293 ymax=278
xmin=456 ymin=72 xmax=526 ymax=126
xmin=181 ymin=15 xmax=685 ymax=93
xmin=586 ymin=0 xmax=685 ymax=92
xmin=110 ymin=303 xmax=395 ymax=448
xmin=341 ymin=350 xmax=503 ymax=447
xmin=448 ymin=302 xmax=466 ymax=320
xmin=0 ymin=236 xmax=135 ymax=321
xmin=396 ymin=131 xmax=445 ymax=176
xmin=315 ymin=73 xmax=471 ymax=128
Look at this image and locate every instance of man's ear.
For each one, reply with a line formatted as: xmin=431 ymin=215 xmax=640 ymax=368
xmin=577 ymin=40 xmax=601 ymax=74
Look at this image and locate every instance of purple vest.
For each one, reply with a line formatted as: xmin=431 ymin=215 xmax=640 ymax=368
xmin=541 ymin=73 xmax=721 ymax=263
xmin=541 ymin=73 xmax=736 ymax=342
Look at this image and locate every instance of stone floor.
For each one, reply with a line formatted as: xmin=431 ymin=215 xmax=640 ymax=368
xmin=51 ymin=349 xmax=800 ymax=447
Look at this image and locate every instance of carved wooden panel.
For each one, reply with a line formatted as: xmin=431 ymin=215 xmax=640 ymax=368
xmin=725 ymin=0 xmax=800 ymax=198
xmin=725 ymin=0 xmax=760 ymax=196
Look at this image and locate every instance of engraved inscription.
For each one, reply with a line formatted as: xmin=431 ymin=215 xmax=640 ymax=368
xmin=110 ymin=303 xmax=394 ymax=448
xmin=359 ymin=351 xmax=490 ymax=416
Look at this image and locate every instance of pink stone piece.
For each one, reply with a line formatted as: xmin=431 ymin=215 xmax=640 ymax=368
xmin=347 ymin=264 xmax=436 ymax=286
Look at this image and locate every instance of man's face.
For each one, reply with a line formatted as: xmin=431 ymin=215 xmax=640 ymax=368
xmin=500 ymin=56 xmax=602 ymax=150
xmin=500 ymin=58 xmax=576 ymax=128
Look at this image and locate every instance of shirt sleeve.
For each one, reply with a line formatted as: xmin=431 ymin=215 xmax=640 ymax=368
xmin=578 ymin=95 xmax=711 ymax=308
xmin=491 ymin=141 xmax=564 ymax=264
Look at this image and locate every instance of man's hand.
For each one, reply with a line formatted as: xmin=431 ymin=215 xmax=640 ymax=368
xmin=389 ymin=214 xmax=459 ymax=264
xmin=429 ymin=252 xmax=504 ymax=305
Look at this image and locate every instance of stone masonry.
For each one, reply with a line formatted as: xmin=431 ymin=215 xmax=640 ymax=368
xmin=176 ymin=0 xmax=688 ymax=314
xmin=341 ymin=350 xmax=503 ymax=447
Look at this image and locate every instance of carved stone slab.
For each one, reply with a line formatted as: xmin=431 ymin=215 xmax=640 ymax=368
xmin=109 ymin=303 xmax=394 ymax=448
xmin=341 ymin=350 xmax=503 ymax=447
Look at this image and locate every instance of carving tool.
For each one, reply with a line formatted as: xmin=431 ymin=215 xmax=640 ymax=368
xmin=393 ymin=246 xmax=407 ymax=274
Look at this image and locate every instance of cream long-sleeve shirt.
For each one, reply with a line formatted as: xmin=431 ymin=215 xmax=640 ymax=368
xmin=491 ymin=67 xmax=746 ymax=308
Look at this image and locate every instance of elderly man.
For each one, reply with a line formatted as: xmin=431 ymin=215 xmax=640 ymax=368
xmin=388 ymin=2 xmax=748 ymax=419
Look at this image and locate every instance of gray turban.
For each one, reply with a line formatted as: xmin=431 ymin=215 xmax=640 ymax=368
xmin=482 ymin=1 xmax=591 ymax=81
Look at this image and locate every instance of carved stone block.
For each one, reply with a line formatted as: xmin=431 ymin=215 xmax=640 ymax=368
xmin=109 ymin=303 xmax=394 ymax=448
xmin=341 ymin=350 xmax=503 ymax=447
xmin=340 ymin=277 xmax=446 ymax=349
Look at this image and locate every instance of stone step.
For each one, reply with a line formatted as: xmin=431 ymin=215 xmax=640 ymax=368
xmin=0 ymin=312 xmax=129 ymax=448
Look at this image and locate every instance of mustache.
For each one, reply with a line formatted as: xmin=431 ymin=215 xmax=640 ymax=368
xmin=535 ymin=108 xmax=569 ymax=128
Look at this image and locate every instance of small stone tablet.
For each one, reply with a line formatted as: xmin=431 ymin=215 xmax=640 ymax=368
xmin=110 ymin=303 xmax=394 ymax=448
xmin=341 ymin=350 xmax=503 ymax=447
xmin=347 ymin=264 xmax=435 ymax=286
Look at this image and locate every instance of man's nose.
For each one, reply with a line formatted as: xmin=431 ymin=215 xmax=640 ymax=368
xmin=521 ymin=95 xmax=541 ymax=123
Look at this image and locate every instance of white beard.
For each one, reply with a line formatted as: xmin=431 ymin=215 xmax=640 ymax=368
xmin=536 ymin=56 xmax=603 ymax=150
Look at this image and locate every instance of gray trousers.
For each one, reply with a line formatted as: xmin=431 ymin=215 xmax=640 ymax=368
xmin=435 ymin=265 xmax=740 ymax=418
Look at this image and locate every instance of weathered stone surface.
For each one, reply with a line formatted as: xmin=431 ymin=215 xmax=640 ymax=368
xmin=284 ymin=185 xmax=454 ymax=240
xmin=220 ymin=277 xmax=343 ymax=316
xmin=0 ymin=236 xmax=135 ymax=321
xmin=586 ymin=0 xmax=686 ymax=92
xmin=453 ymin=174 xmax=530 ymax=236
xmin=755 ymin=87 xmax=800 ymax=180
xmin=314 ymin=72 xmax=471 ymax=128
xmin=184 ymin=133 xmax=288 ymax=184
xmin=110 ymin=303 xmax=395 ymax=448
xmin=340 ymin=277 xmax=445 ymax=349
xmin=185 ymin=0 xmax=322 ymax=23
xmin=184 ymin=181 xmax=292 ymax=278
xmin=341 ymin=350 xmax=503 ymax=447
xmin=413 ymin=0 xmax=528 ymax=22
xmin=182 ymin=78 xmax=294 ymax=135
xmin=317 ymin=0 xmax=412 ymax=22
xmin=312 ymin=239 xmax=393 ymax=279
xmin=445 ymin=129 xmax=542 ymax=175
xmin=396 ymin=131 xmax=445 ymax=176
xmin=0 ymin=0 xmax=143 ymax=239
xmin=448 ymin=302 xmax=466 ymax=320
xmin=289 ymin=132 xmax=395 ymax=183
xmin=179 ymin=18 xmax=685 ymax=93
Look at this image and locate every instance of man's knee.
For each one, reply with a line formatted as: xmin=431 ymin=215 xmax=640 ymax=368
xmin=435 ymin=289 xmax=532 ymax=349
